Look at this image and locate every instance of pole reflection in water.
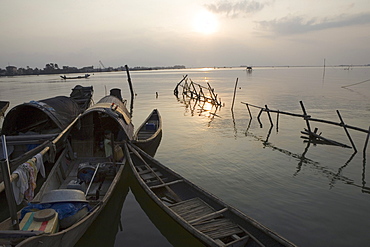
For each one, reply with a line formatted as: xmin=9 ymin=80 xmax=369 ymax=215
xmin=244 ymin=118 xmax=369 ymax=194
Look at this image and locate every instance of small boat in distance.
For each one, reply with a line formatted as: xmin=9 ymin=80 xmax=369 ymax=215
xmin=132 ymin=109 xmax=162 ymax=157
xmin=124 ymin=142 xmax=296 ymax=247
xmin=60 ymin=74 xmax=90 ymax=80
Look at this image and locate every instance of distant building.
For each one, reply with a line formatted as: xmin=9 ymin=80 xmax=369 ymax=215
xmin=62 ymin=66 xmax=79 ymax=73
xmin=81 ymin=66 xmax=94 ymax=72
xmin=6 ymin=66 xmax=17 ymax=75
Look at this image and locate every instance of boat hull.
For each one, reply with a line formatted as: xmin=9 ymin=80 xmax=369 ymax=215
xmin=128 ymin=167 xmax=206 ymax=247
xmin=124 ymin=143 xmax=296 ymax=247
xmin=0 ymin=90 xmax=133 ymax=246
xmin=15 ymin=154 xmax=126 ymax=247
xmin=132 ymin=109 xmax=162 ymax=157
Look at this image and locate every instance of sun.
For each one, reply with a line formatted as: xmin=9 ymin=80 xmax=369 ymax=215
xmin=193 ymin=10 xmax=219 ymax=35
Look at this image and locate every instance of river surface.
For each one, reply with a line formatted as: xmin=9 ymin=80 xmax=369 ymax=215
xmin=1 ymin=66 xmax=370 ymax=247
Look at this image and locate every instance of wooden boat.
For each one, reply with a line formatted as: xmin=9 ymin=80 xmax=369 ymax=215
xmin=0 ymin=85 xmax=93 ymax=176
xmin=132 ymin=109 xmax=162 ymax=157
xmin=124 ymin=142 xmax=297 ymax=247
xmin=60 ymin=74 xmax=90 ymax=80
xmin=0 ymin=88 xmax=134 ymax=246
xmin=0 ymin=101 xmax=9 ymax=117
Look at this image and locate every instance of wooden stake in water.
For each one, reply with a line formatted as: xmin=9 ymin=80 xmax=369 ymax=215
xmin=336 ymin=110 xmax=357 ymax=153
xmin=364 ymin=126 xmax=370 ymax=155
xmin=231 ymin=78 xmax=238 ymax=111
xmin=322 ymin=58 xmax=326 ymax=79
xmin=300 ymin=101 xmax=311 ymax=133
xmin=265 ymin=105 xmax=274 ymax=126
xmin=125 ymin=65 xmax=134 ymax=116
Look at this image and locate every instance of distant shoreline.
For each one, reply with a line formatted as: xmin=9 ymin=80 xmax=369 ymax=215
xmin=0 ymin=64 xmax=186 ymax=77
xmin=1 ymin=64 xmax=369 ymax=77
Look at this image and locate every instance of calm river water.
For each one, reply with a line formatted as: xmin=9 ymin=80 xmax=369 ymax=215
xmin=1 ymin=66 xmax=370 ymax=247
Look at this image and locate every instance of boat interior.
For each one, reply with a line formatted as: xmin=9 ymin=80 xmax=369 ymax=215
xmin=136 ymin=112 xmax=160 ymax=141
xmin=0 ymin=111 xmax=127 ymax=235
xmin=127 ymin=144 xmax=253 ymax=247
xmin=70 ymin=111 xmax=125 ymax=158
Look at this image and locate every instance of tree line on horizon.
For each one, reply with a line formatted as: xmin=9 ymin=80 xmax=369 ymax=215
xmin=0 ymin=63 xmax=186 ymax=76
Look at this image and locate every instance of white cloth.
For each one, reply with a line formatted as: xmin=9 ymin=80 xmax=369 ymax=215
xmin=34 ymin=153 xmax=45 ymax=178
xmin=104 ymin=138 xmax=112 ymax=157
xmin=12 ymin=164 xmax=29 ymax=205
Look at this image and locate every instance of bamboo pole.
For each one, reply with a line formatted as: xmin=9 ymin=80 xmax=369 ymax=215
xmin=246 ymin=104 xmax=252 ymax=119
xmin=207 ymin=82 xmax=219 ymax=105
xmin=265 ymin=105 xmax=274 ymax=126
xmin=190 ymin=81 xmax=199 ymax=99
xmin=300 ymin=101 xmax=312 ymax=133
xmin=182 ymin=80 xmax=188 ymax=96
xmin=322 ymin=58 xmax=326 ymax=79
xmin=174 ymin=75 xmax=188 ymax=96
xmin=364 ymin=126 xmax=370 ymax=155
xmin=341 ymin=78 xmax=370 ymax=88
xmin=125 ymin=65 xmax=134 ymax=116
xmin=231 ymin=78 xmax=238 ymax=111
xmin=1 ymin=136 xmax=19 ymax=229
xmin=301 ymin=129 xmax=352 ymax=148
xmin=257 ymin=109 xmax=263 ymax=128
xmin=241 ymin=102 xmax=307 ymax=118
xmin=336 ymin=110 xmax=357 ymax=152
xmin=241 ymin=101 xmax=370 ymax=134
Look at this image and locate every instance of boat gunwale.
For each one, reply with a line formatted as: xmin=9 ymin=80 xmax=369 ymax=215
xmin=13 ymin=153 xmax=126 ymax=246
xmin=133 ymin=109 xmax=162 ymax=143
xmin=124 ymin=142 xmax=297 ymax=247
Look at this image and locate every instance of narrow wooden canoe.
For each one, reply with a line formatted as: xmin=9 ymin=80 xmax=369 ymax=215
xmin=124 ymin=142 xmax=297 ymax=247
xmin=0 ymin=88 xmax=133 ymax=246
xmin=132 ymin=109 xmax=162 ymax=157
xmin=60 ymin=74 xmax=90 ymax=80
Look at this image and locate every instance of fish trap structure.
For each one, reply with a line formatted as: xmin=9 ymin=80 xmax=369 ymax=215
xmin=174 ymin=75 xmax=222 ymax=107
xmin=241 ymin=100 xmax=370 ymax=154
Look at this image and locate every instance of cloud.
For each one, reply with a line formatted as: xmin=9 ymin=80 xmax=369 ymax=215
xmin=205 ymin=0 xmax=268 ymax=18
xmin=258 ymin=12 xmax=370 ymax=35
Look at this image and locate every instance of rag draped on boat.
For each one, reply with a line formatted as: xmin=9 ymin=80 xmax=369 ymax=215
xmin=12 ymin=153 xmax=46 ymax=205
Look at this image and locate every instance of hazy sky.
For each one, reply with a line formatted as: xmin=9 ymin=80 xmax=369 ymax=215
xmin=1 ymin=0 xmax=370 ymax=68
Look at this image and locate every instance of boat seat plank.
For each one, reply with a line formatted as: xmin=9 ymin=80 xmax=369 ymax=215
xmin=140 ymin=171 xmax=163 ymax=181
xmin=194 ymin=218 xmax=245 ymax=239
xmin=224 ymin=235 xmax=250 ymax=247
xmin=169 ymin=197 xmax=248 ymax=244
xmin=188 ymin=208 xmax=228 ymax=224
xmin=139 ymin=167 xmax=158 ymax=175
xmin=169 ymin=198 xmax=215 ymax=222
xmin=149 ymin=179 xmax=183 ymax=189
xmin=137 ymin=132 xmax=155 ymax=140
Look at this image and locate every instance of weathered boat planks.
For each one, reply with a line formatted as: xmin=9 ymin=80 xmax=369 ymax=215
xmin=124 ymin=142 xmax=296 ymax=247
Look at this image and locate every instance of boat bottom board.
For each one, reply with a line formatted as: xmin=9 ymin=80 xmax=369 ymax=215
xmin=169 ymin=197 xmax=249 ymax=246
